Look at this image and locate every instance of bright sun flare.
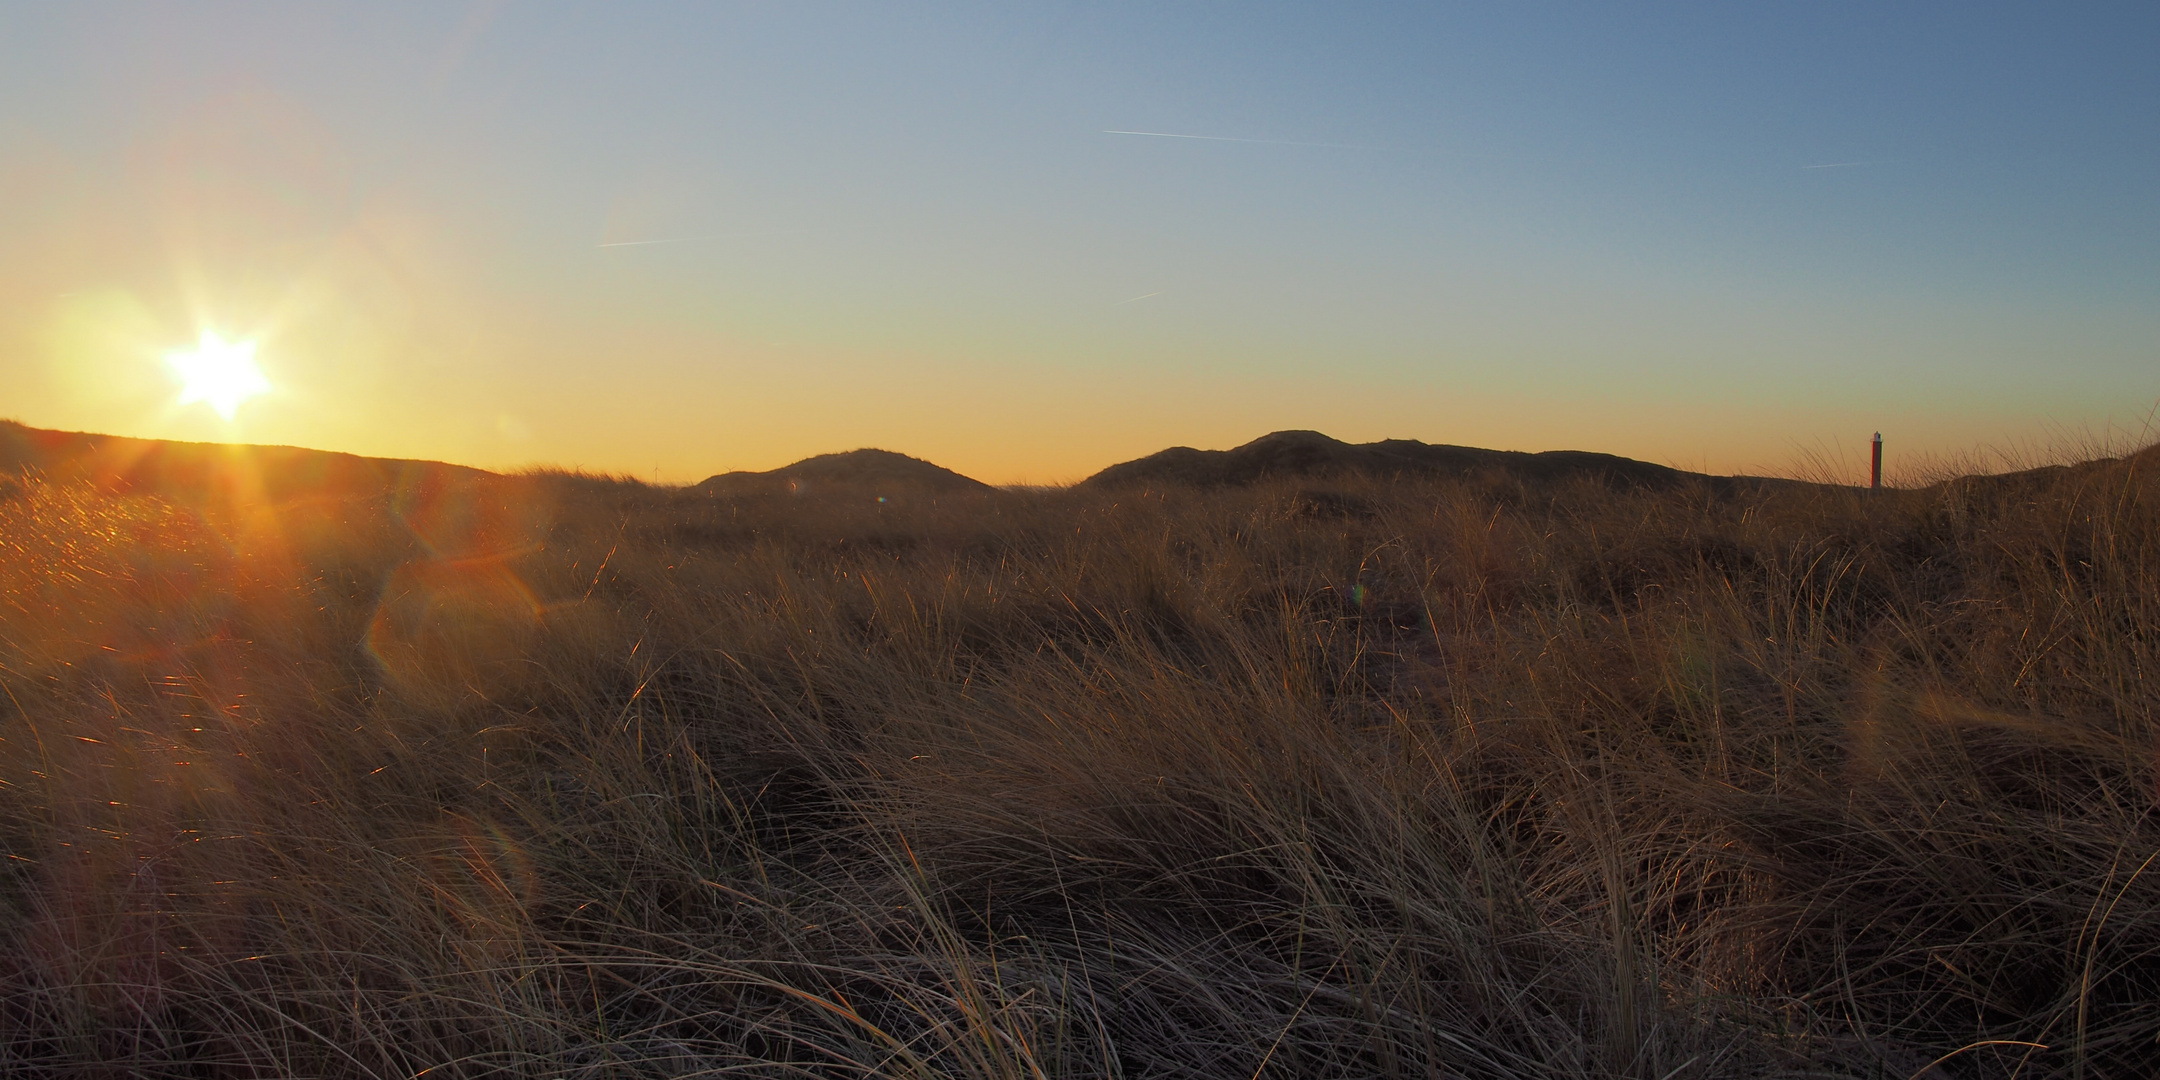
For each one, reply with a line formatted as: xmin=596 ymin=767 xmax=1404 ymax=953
xmin=166 ymin=331 xmax=271 ymax=420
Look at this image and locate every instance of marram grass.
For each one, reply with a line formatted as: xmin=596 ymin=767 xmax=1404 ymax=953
xmin=2 ymin=455 xmax=2157 ymax=1077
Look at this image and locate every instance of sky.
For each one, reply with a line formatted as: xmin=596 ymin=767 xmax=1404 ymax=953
xmin=2 ymin=2 xmax=2155 ymax=485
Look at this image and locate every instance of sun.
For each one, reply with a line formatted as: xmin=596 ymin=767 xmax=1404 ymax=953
xmin=166 ymin=331 xmax=271 ymax=420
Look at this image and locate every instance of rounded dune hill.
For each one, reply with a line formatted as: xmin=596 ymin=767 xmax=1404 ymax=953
xmin=0 ymin=418 xmax=487 ymax=502
xmin=1080 ymin=429 xmax=1694 ymax=490
xmin=694 ymin=448 xmax=994 ymax=498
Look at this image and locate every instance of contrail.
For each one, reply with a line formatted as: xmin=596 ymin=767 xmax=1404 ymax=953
xmin=597 ymin=228 xmax=805 ymax=249
xmin=1115 ymin=290 xmax=1164 ymax=305
xmin=1802 ymin=161 xmax=1871 ymax=169
xmin=597 ymin=236 xmax=701 ymax=248
xmin=1103 ymin=130 xmax=1362 ymax=149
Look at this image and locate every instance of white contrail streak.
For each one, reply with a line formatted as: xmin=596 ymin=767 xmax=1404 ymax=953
xmin=1801 ymin=161 xmax=1871 ymax=169
xmin=1115 ymin=291 xmax=1164 ymax=305
xmin=1103 ymin=130 xmax=1362 ymax=149
xmin=597 ymin=228 xmax=807 ymax=248
xmin=597 ymin=236 xmax=701 ymax=248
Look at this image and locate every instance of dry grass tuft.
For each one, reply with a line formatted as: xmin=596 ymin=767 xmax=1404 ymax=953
xmin=3 ymin=450 xmax=2158 ymax=1077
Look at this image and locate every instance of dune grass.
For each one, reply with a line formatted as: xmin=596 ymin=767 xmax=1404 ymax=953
xmin=2 ymin=451 xmax=2157 ymax=1077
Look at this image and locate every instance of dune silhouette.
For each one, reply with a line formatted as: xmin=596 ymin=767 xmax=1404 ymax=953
xmin=0 ymin=419 xmax=486 ymax=505
xmin=695 ymin=448 xmax=993 ymax=498
xmin=10 ymin=420 xmax=2142 ymax=507
xmin=1081 ymin=429 xmax=1704 ymax=490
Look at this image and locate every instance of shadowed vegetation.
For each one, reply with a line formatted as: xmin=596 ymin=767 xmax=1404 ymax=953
xmin=2 ymin=438 xmax=2157 ymax=1077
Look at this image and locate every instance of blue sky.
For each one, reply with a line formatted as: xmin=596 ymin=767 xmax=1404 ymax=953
xmin=2 ymin=2 xmax=2154 ymax=481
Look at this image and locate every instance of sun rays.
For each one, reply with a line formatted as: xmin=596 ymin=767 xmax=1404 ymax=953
xmin=166 ymin=330 xmax=271 ymax=420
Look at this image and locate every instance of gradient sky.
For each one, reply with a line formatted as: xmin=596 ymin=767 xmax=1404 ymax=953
xmin=3 ymin=2 xmax=2155 ymax=484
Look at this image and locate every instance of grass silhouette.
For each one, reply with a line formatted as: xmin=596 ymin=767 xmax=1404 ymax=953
xmin=2 ymin=435 xmax=2157 ymax=1077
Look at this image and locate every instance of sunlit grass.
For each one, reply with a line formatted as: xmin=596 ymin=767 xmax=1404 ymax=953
xmin=2 ymin=448 xmax=2157 ymax=1076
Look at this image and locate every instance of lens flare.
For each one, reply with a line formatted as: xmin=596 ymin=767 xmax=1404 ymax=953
xmin=166 ymin=331 xmax=271 ymax=420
